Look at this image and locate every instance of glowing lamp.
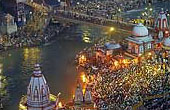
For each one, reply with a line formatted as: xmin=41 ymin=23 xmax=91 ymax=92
xmin=114 ymin=61 xmax=119 ymax=66
xmin=148 ymin=52 xmax=152 ymax=56
xmin=165 ymin=30 xmax=169 ymax=35
xmin=58 ymin=102 xmax=63 ymax=108
xmin=81 ymin=74 xmax=87 ymax=83
xmin=110 ymin=27 xmax=115 ymax=32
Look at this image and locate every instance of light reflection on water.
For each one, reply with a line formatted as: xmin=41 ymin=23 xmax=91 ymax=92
xmin=0 ymin=24 xmax=106 ymax=110
xmin=0 ymin=63 xmax=7 ymax=100
xmin=22 ymin=47 xmax=42 ymax=75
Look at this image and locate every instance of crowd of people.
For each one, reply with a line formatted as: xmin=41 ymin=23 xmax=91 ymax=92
xmin=0 ymin=21 xmax=72 ymax=51
xmin=76 ymin=44 xmax=170 ymax=109
xmin=71 ymin=0 xmax=146 ymax=20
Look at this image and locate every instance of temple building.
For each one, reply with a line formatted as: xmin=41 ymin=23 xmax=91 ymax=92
xmin=126 ymin=23 xmax=154 ymax=56
xmin=74 ymin=84 xmax=84 ymax=104
xmin=0 ymin=13 xmax=17 ymax=34
xmin=1 ymin=0 xmax=34 ymax=27
xmin=19 ymin=64 xmax=59 ymax=110
xmin=84 ymin=86 xmax=93 ymax=104
xmin=104 ymin=42 xmax=122 ymax=56
xmin=155 ymin=9 xmax=169 ymax=39
xmin=66 ymin=84 xmax=96 ymax=110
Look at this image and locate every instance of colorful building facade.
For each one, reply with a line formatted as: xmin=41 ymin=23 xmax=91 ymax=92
xmin=126 ymin=23 xmax=154 ymax=56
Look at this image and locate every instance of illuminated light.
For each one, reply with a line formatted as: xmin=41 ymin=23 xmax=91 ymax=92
xmin=150 ymin=8 xmax=153 ymax=11
xmin=73 ymin=94 xmax=75 ymax=99
xmin=118 ymin=8 xmax=121 ymax=12
xmin=81 ymin=74 xmax=87 ymax=83
xmin=19 ymin=103 xmax=27 ymax=110
xmin=79 ymin=54 xmax=87 ymax=65
xmin=165 ymin=31 xmax=169 ymax=34
xmin=114 ymin=61 xmax=119 ymax=66
xmin=82 ymin=88 xmax=86 ymax=95
xmin=58 ymin=102 xmax=63 ymax=108
xmin=122 ymin=59 xmax=129 ymax=64
xmin=145 ymin=7 xmax=148 ymax=10
xmin=81 ymin=55 xmax=86 ymax=60
xmin=94 ymin=103 xmax=97 ymax=108
xmin=142 ymin=13 xmax=145 ymax=16
xmin=139 ymin=54 xmax=142 ymax=57
xmin=148 ymin=52 xmax=152 ymax=56
xmin=110 ymin=27 xmax=115 ymax=32
xmin=133 ymin=58 xmax=138 ymax=64
xmin=83 ymin=37 xmax=91 ymax=43
xmin=90 ymin=76 xmax=94 ymax=81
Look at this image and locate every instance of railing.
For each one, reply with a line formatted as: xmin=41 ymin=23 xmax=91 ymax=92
xmin=55 ymin=10 xmax=155 ymax=32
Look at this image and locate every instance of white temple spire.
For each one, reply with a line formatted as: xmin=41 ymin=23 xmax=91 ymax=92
xmin=155 ymin=9 xmax=169 ymax=38
xmin=84 ymin=85 xmax=93 ymax=104
xmin=27 ymin=64 xmax=50 ymax=110
xmin=74 ymin=83 xmax=84 ymax=104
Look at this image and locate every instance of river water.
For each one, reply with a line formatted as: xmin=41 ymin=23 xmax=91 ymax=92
xmin=0 ymin=24 xmax=108 ymax=110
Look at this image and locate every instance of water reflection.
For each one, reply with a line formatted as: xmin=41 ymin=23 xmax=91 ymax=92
xmin=1 ymin=24 xmax=108 ymax=110
xmin=0 ymin=62 xmax=7 ymax=106
xmin=22 ymin=47 xmax=41 ymax=74
xmin=82 ymin=31 xmax=91 ymax=43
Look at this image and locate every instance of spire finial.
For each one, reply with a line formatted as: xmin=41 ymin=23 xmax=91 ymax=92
xmin=161 ymin=8 xmax=164 ymax=11
xmin=33 ymin=64 xmax=42 ymax=76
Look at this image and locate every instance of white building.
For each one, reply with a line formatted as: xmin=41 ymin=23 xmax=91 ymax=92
xmin=126 ymin=23 xmax=154 ymax=56
xmin=0 ymin=14 xmax=17 ymax=35
xmin=20 ymin=64 xmax=57 ymax=110
xmin=74 ymin=84 xmax=84 ymax=104
xmin=84 ymin=87 xmax=93 ymax=104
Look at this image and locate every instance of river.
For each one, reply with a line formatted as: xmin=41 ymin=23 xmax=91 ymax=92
xmin=0 ymin=24 xmax=109 ymax=110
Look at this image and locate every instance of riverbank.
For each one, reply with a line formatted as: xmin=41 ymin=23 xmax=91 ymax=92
xmin=0 ymin=21 xmax=75 ymax=52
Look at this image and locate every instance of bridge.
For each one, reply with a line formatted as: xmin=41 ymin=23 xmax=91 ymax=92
xmin=55 ymin=16 xmax=131 ymax=36
xmin=54 ymin=10 xmax=155 ymax=33
xmin=17 ymin=0 xmax=50 ymax=13
xmin=26 ymin=0 xmax=50 ymax=13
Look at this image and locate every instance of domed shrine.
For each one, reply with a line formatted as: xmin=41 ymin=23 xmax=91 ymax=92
xmin=19 ymin=64 xmax=59 ymax=110
xmin=155 ymin=9 xmax=169 ymax=38
xmin=66 ymin=84 xmax=95 ymax=109
xmin=73 ymin=84 xmax=93 ymax=105
xmin=74 ymin=84 xmax=84 ymax=104
xmin=126 ymin=23 xmax=154 ymax=56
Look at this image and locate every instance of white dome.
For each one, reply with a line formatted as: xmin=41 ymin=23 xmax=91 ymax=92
xmin=132 ymin=23 xmax=149 ymax=37
xmin=163 ymin=37 xmax=170 ymax=47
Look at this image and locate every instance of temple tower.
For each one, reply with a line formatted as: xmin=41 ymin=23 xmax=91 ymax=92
xmin=84 ymin=86 xmax=93 ymax=104
xmin=27 ymin=64 xmax=51 ymax=110
xmin=155 ymin=9 xmax=169 ymax=38
xmin=74 ymin=84 xmax=84 ymax=104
